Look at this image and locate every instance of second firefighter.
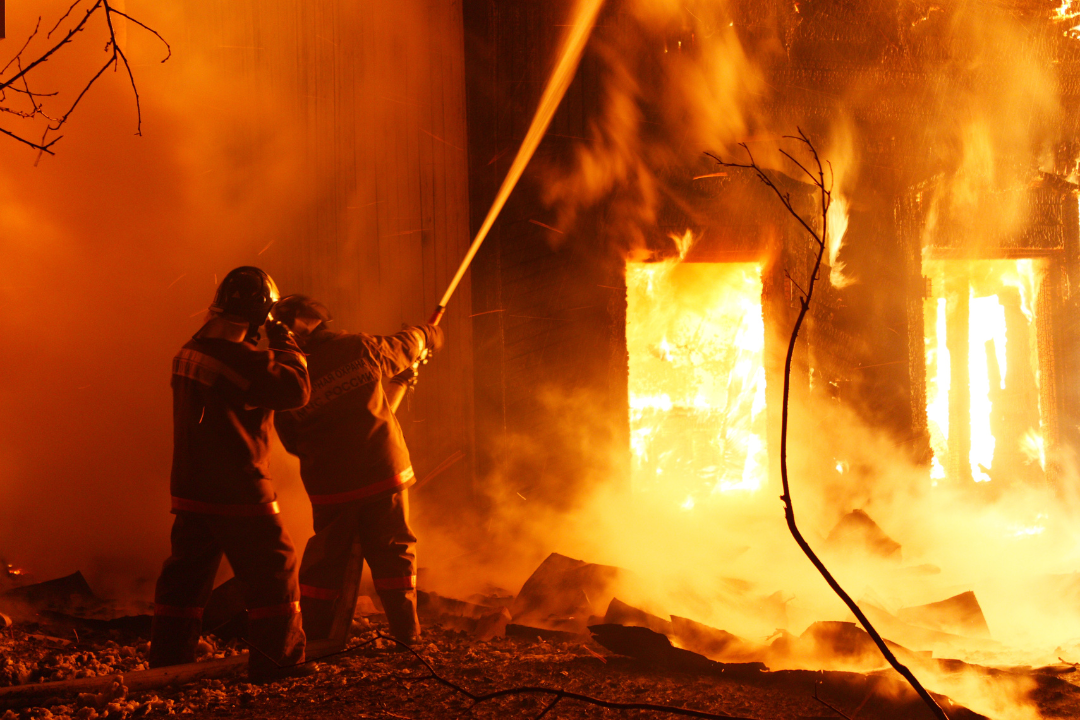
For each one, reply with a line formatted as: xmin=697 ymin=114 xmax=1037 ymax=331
xmin=273 ymin=295 xmax=444 ymax=644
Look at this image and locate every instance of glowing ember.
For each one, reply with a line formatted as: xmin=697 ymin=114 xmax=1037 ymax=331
xmin=1054 ymin=0 xmax=1080 ymax=38
xmin=923 ymin=259 xmax=1046 ymax=485
xmin=1021 ymin=429 xmax=1047 ymax=471
xmin=627 ymin=250 xmax=767 ymax=504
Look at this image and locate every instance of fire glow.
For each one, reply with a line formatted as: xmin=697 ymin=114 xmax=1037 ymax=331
xmin=923 ymin=259 xmax=1047 ymax=485
xmin=626 ymin=252 xmax=767 ymax=504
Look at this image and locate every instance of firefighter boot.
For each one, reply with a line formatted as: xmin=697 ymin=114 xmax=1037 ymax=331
xmin=379 ymin=589 xmax=420 ymax=644
xmin=298 ymin=595 xmax=336 ymax=642
xmin=246 ymin=613 xmax=306 ymax=681
xmin=148 ymin=615 xmax=202 ymax=668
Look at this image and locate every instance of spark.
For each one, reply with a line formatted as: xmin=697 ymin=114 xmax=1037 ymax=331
xmin=528 ymin=219 xmax=565 ymax=234
xmin=420 ymin=127 xmax=466 ymax=153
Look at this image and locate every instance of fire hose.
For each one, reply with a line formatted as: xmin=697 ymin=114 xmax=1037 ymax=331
xmin=390 ymin=0 xmax=602 ymax=414
xmin=427 ymin=0 xmax=604 ymax=327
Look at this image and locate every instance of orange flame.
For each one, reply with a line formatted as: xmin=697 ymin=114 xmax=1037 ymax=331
xmin=923 ymin=259 xmax=1046 ymax=485
xmin=627 ymin=238 xmax=767 ymax=505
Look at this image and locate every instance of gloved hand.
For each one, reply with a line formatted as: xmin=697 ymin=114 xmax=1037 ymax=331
xmin=389 ymin=364 xmax=419 ymax=389
xmin=265 ymin=320 xmax=297 ymax=348
xmin=422 ymin=323 xmax=445 ymax=353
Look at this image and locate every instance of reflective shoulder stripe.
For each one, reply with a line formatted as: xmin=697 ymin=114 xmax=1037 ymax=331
xmin=307 ymin=468 xmax=415 ymax=505
xmin=299 ymin=584 xmax=341 ymax=601
xmin=247 ymin=601 xmax=301 ymax=620
xmin=373 ymin=575 xmax=417 ymax=591
xmin=173 ymin=348 xmax=251 ymax=390
xmin=154 ymin=604 xmax=204 ymax=619
xmin=171 ymin=496 xmax=280 ymax=516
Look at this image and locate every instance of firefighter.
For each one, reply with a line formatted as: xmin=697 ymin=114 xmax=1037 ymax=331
xmin=150 ymin=267 xmax=311 ymax=681
xmin=272 ymin=295 xmax=443 ymax=645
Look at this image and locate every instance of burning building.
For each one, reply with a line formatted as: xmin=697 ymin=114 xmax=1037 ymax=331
xmin=465 ymin=0 xmax=1080 ymax=508
xmin=5 ymin=0 xmax=1080 ymax=716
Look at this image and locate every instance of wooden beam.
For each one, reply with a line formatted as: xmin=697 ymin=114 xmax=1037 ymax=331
xmin=0 ymin=656 xmax=246 ymax=709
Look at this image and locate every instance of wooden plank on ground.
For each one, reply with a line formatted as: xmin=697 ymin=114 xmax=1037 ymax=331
xmin=0 ymin=656 xmax=247 ymax=709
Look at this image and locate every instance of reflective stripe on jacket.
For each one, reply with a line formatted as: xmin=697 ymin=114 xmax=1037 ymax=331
xmin=170 ymin=335 xmax=310 ymax=510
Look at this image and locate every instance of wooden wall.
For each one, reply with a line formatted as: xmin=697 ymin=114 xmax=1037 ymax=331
xmin=464 ymin=0 xmax=632 ymax=508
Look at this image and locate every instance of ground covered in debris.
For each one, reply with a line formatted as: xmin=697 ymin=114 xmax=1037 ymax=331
xmin=0 ymin=618 xmax=875 ymax=720
xmin=4 ymin=614 xmax=1080 ymax=720
xmin=5 ymin=555 xmax=1080 ymax=720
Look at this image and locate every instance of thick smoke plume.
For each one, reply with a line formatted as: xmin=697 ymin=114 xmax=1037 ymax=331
xmin=0 ymin=1 xmax=314 ymax=598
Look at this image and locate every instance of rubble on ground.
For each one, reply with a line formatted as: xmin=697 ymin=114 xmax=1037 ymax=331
xmin=1 ymin=556 xmax=1079 ymax=719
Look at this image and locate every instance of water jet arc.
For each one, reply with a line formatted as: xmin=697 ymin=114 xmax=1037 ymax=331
xmin=428 ymin=0 xmax=605 ymax=326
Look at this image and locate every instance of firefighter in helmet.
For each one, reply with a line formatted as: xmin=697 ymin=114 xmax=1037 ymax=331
xmin=272 ymin=295 xmax=443 ymax=645
xmin=150 ymin=267 xmax=311 ymax=680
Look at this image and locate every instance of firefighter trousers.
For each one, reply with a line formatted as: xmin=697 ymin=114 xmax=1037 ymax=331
xmin=150 ymin=512 xmax=305 ymax=678
xmin=298 ymin=490 xmax=418 ymax=642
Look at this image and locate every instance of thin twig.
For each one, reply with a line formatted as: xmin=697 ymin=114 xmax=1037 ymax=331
xmin=1 ymin=17 xmax=42 ymax=77
xmin=535 ymin=695 xmax=563 ymax=719
xmin=240 ymin=630 xmax=761 ymax=718
xmin=0 ymin=0 xmax=169 ymax=153
xmin=0 ymin=1 xmax=102 ymax=94
xmin=783 ymin=270 xmax=808 ymax=299
xmin=102 ymin=2 xmax=144 ymax=135
xmin=708 ymin=129 xmax=951 ymax=720
xmin=375 ymin=632 xmax=759 ymax=720
xmin=813 ymin=681 xmax=854 ymax=719
xmin=48 ymin=0 xmax=87 ymax=39
xmin=107 ymin=8 xmax=172 ymax=61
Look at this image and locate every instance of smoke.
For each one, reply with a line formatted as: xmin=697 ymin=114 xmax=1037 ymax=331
xmin=421 ymin=352 xmax=1068 ymax=715
xmin=540 ymin=0 xmax=766 ymax=251
xmin=0 ymin=1 xmax=314 ymax=598
xmin=918 ymin=2 xmax=1063 ymax=252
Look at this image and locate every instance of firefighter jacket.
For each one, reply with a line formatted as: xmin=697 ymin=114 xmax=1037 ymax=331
xmin=170 ymin=334 xmax=310 ymax=515
xmin=274 ymin=326 xmax=433 ymax=505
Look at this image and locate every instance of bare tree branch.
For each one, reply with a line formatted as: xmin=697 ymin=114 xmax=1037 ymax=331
xmin=244 ymin=631 xmax=764 ymax=720
xmin=47 ymin=0 xmax=88 ymax=40
xmin=0 ymin=0 xmax=170 ymax=156
xmin=708 ymin=130 xmax=952 ymax=720
xmin=374 ymin=632 xmax=758 ymax=720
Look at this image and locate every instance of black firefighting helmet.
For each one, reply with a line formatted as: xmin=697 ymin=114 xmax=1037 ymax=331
xmin=209 ymin=266 xmax=280 ymax=327
xmin=272 ymin=294 xmax=332 ymax=329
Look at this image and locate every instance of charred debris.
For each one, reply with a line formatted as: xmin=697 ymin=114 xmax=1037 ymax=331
xmin=1 ymin=551 xmax=1079 ymax=720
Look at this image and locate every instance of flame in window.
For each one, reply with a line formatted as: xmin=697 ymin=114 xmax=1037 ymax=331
xmin=627 ymin=251 xmax=767 ymax=505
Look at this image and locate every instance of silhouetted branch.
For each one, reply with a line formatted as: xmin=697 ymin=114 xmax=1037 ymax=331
xmin=708 ymin=130 xmax=951 ymax=720
xmin=336 ymin=632 xmax=762 ymax=719
xmin=0 ymin=0 xmax=170 ymax=157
